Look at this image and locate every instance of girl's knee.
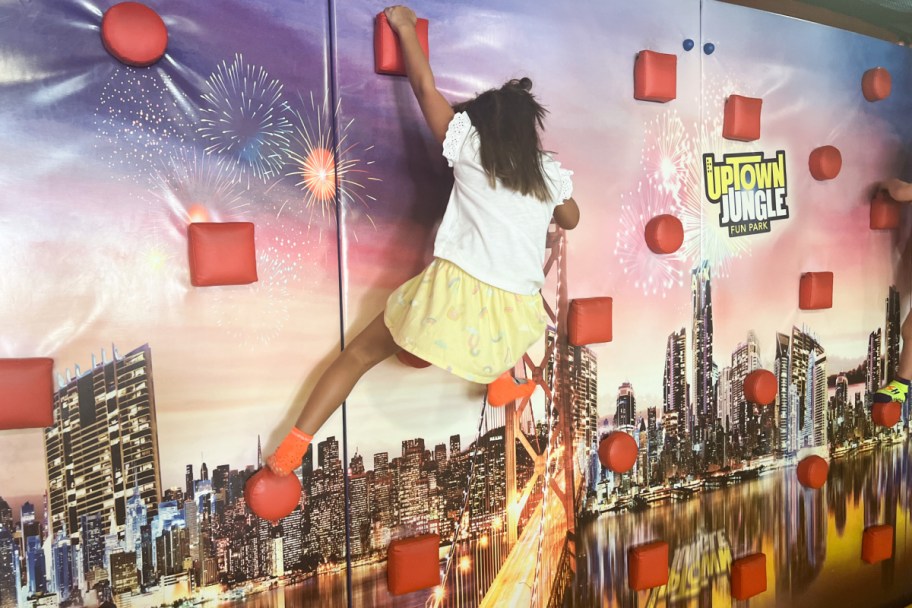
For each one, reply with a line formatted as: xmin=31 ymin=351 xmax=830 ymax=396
xmin=903 ymin=313 xmax=912 ymax=341
xmin=343 ymin=339 xmax=389 ymax=372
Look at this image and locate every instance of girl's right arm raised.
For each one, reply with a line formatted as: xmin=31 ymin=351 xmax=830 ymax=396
xmin=385 ymin=5 xmax=454 ymax=145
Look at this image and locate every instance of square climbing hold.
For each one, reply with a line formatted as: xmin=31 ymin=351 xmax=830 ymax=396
xmin=731 ymin=553 xmax=767 ymax=600
xmin=387 ymin=534 xmax=440 ymax=596
xmin=188 ymin=222 xmax=258 ymax=287
xmin=634 ymin=50 xmax=677 ymax=103
xmin=568 ymin=297 xmax=613 ymax=346
xmin=799 ymin=272 xmax=833 ymax=310
xmin=375 ymin=12 xmax=429 ymax=76
xmin=870 ymin=189 xmax=901 ymax=230
xmin=722 ymin=95 xmax=762 ymax=142
xmin=628 ymin=540 xmax=669 ymax=591
xmin=0 ymin=358 xmax=54 ymax=430
xmin=862 ymin=525 xmax=893 ymax=564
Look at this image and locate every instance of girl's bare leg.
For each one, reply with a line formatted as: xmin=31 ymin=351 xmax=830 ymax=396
xmin=268 ymin=312 xmax=400 ymax=474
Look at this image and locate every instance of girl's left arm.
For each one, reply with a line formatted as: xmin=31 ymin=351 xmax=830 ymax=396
xmin=385 ymin=6 xmax=454 ymax=144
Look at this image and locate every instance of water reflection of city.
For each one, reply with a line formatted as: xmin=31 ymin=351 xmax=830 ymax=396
xmin=574 ymin=440 xmax=912 ymax=608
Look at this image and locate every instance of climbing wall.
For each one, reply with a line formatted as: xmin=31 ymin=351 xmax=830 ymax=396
xmin=1 ymin=0 xmax=912 ymax=607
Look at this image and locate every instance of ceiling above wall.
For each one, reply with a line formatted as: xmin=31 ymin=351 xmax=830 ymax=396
xmin=798 ymin=0 xmax=912 ymax=40
xmin=721 ymin=0 xmax=912 ymax=42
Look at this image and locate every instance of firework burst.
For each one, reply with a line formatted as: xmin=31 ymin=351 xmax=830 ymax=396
xmin=146 ymin=147 xmax=250 ymax=229
xmin=95 ymin=68 xmax=190 ymax=184
xmin=198 ymin=53 xmax=292 ymax=187
xmin=641 ymin=110 xmax=692 ymax=198
xmin=614 ymin=180 xmax=685 ymax=297
xmin=672 ymin=73 xmax=757 ymax=276
xmin=282 ymin=91 xmax=379 ymax=234
xmin=673 ymin=129 xmax=751 ymax=278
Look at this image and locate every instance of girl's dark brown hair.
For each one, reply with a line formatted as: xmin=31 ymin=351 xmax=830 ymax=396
xmin=452 ymin=77 xmax=551 ymax=201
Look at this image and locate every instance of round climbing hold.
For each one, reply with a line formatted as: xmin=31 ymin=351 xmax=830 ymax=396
xmin=796 ymin=455 xmax=828 ymax=490
xmin=808 ymin=145 xmax=842 ymax=181
xmin=244 ymin=467 xmax=302 ymax=523
xmin=644 ymin=214 xmax=684 ymax=255
xmin=101 ymin=2 xmax=168 ymax=67
xmin=598 ymin=431 xmax=638 ymax=474
xmin=683 ymin=39 xmax=695 ymax=52
xmin=872 ymin=401 xmax=901 ymax=427
xmin=703 ymin=42 xmax=715 ymax=55
xmin=396 ymin=350 xmax=431 ymax=369
xmin=862 ymin=67 xmax=891 ymax=102
xmin=743 ymin=369 xmax=777 ymax=406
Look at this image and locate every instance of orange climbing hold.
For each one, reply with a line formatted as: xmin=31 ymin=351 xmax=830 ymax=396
xmin=644 ymin=214 xmax=684 ymax=254
xmin=387 ymin=534 xmax=441 ymax=595
xmin=634 ymin=50 xmax=677 ymax=103
xmin=870 ymin=189 xmax=901 ymax=230
xmin=799 ymin=272 xmax=833 ymax=310
xmin=396 ymin=350 xmax=431 ymax=369
xmin=627 ymin=541 xmax=669 ymax=591
xmin=862 ymin=525 xmax=893 ymax=564
xmin=796 ymin=455 xmax=828 ymax=489
xmin=0 ymin=358 xmax=54 ymax=431
xmin=862 ymin=67 xmax=891 ymax=102
xmin=744 ymin=369 xmax=777 ymax=405
xmin=723 ymin=95 xmax=762 ymax=142
xmin=243 ymin=467 xmax=302 ymax=524
xmin=731 ymin=553 xmax=767 ymax=601
xmin=568 ymin=297 xmax=613 ymax=346
xmin=598 ymin=431 xmax=638 ymax=473
xmin=808 ymin=146 xmax=842 ymax=181
xmin=375 ymin=12 xmax=429 ymax=76
xmin=872 ymin=401 xmax=901 ymax=427
xmin=487 ymin=372 xmax=535 ymax=407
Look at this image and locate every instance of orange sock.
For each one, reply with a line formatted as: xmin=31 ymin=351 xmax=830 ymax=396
xmin=266 ymin=428 xmax=313 ymax=476
xmin=487 ymin=371 xmax=536 ymax=407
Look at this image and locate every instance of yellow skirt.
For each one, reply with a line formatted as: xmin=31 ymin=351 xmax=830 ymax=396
xmin=384 ymin=258 xmax=548 ymax=384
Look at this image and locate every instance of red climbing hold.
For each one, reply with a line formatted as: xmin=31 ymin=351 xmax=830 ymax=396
xmin=644 ymin=214 xmax=684 ymax=254
xmin=598 ymin=431 xmax=638 ymax=474
xmin=101 ymin=2 xmax=168 ymax=67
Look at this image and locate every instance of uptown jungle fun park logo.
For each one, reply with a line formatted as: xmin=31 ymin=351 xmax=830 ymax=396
xmin=703 ymin=151 xmax=789 ymax=237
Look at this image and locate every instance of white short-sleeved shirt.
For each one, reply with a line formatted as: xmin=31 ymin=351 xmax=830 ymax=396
xmin=433 ymin=112 xmax=574 ymax=295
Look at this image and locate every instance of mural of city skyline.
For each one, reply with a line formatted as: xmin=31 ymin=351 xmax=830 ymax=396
xmin=0 ymin=263 xmax=902 ymax=608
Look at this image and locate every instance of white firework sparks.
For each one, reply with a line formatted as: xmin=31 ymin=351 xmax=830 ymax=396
xmin=148 ymin=147 xmax=250 ymax=226
xmin=673 ymin=73 xmax=757 ymax=276
xmin=281 ymin=91 xmax=379 ymax=234
xmin=198 ymin=53 xmax=293 ymax=187
xmin=95 ymin=68 xmax=190 ymax=184
xmin=613 ymin=180 xmax=685 ymax=297
xmin=674 ymin=128 xmax=751 ymax=278
xmin=209 ymin=244 xmax=292 ymax=347
xmin=641 ymin=109 xmax=692 ymax=198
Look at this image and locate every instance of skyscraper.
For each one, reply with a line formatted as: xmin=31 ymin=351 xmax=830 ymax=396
xmin=646 ymin=407 xmax=658 ymax=484
xmin=615 ymin=383 xmax=635 ymax=428
xmin=691 ymin=262 xmax=715 ymax=447
xmin=80 ymin=513 xmax=106 ymax=585
xmin=568 ymin=344 xmax=598 ymax=451
xmin=0 ymin=528 xmax=18 ymax=608
xmin=449 ymin=435 xmax=461 ymax=457
xmin=663 ymin=328 xmax=688 ymax=459
xmin=718 ymin=366 xmax=732 ymax=433
xmin=866 ymin=328 xmax=883 ymax=398
xmin=774 ymin=333 xmax=793 ymax=456
xmin=885 ymin=286 xmax=900 ymax=384
xmin=22 ymin=502 xmax=47 ymax=594
xmin=185 ymin=465 xmax=195 ymax=501
xmin=44 ymin=345 xmax=163 ymax=537
xmin=730 ymin=332 xmax=761 ymax=444
xmin=52 ymin=531 xmax=74 ymax=601
xmin=0 ymin=499 xmax=10 ymax=534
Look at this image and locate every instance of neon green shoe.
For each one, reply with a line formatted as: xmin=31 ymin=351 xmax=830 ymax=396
xmin=874 ymin=380 xmax=910 ymax=404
